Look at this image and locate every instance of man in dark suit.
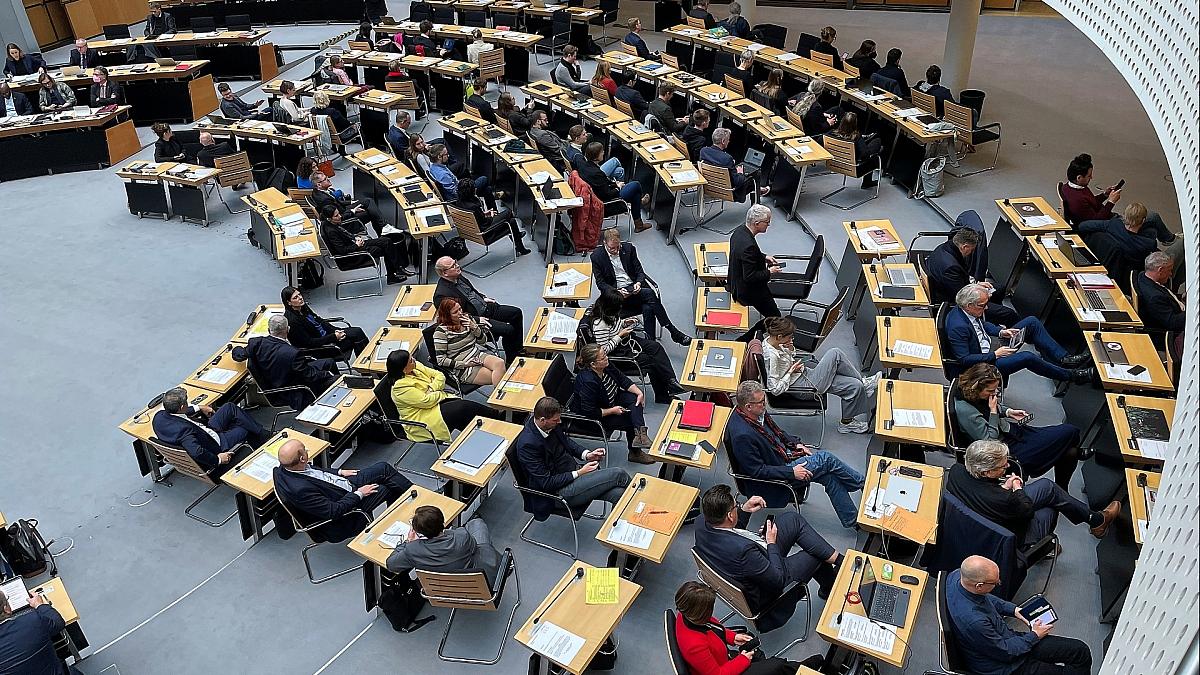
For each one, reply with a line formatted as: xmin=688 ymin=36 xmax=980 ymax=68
xmin=434 ymin=255 xmax=524 ymax=362
xmin=385 ymin=506 xmax=502 ymax=583
xmin=151 ymin=387 xmax=268 ymax=477
xmin=615 ymin=78 xmax=650 ymax=123
xmin=514 ymin=397 xmax=631 ymax=517
xmin=386 ymin=111 xmax=412 ymax=157
xmin=913 ymin=64 xmax=955 ymax=117
xmin=578 ymin=142 xmax=651 ymax=232
xmin=0 ymin=82 xmax=32 ymax=117
xmin=622 ymin=18 xmax=658 ymax=61
xmin=728 ymin=381 xmax=866 ymax=528
xmin=591 ymin=227 xmax=691 ymax=345
xmin=680 ymin=109 xmax=710 ymax=162
xmin=944 ymin=284 xmax=1093 ymax=382
xmin=89 ymin=66 xmax=122 ymax=107
xmin=729 ymin=204 xmax=783 ymax=317
xmin=648 ymin=84 xmax=687 ymax=134
xmin=273 ymin=439 xmax=413 ymax=543
xmin=320 ymin=205 xmax=408 ymax=284
xmin=232 ymin=314 xmax=339 ymax=410
xmin=927 ymin=228 xmax=1019 ymax=326
xmin=465 ymin=76 xmax=496 ymax=123
xmin=0 ymin=590 xmax=71 ymax=675
xmin=694 ymin=484 xmax=841 ymax=632
xmin=688 ymin=0 xmax=716 ymax=27
xmin=311 ymin=170 xmax=389 ymax=237
xmin=69 ymin=38 xmax=100 ymax=69
xmin=700 ymin=127 xmax=768 ymax=201
xmin=1135 ymin=252 xmax=1185 ymax=343
xmin=195 ymin=131 xmax=236 ymax=169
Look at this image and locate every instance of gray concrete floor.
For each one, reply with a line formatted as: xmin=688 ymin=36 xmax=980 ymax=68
xmin=4 ymin=5 xmax=1175 ymax=674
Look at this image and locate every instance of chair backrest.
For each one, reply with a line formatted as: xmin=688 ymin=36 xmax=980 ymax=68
xmin=934 ymin=302 xmax=957 ymax=378
xmin=415 ymin=568 xmax=498 ymax=609
xmin=495 ymin=115 xmax=513 ymax=133
xmin=821 ymin=135 xmax=857 ymax=178
xmin=814 ymin=285 xmax=848 ymax=346
xmin=612 ymin=97 xmax=633 ymax=116
xmin=944 ymin=377 xmax=966 ymax=454
xmin=461 ymin=9 xmax=487 ymax=26
xmin=147 ymin=437 xmax=217 ymax=485
xmin=103 ymin=23 xmax=131 ymax=39
xmin=1129 ymin=269 xmax=1140 ymax=312
xmin=478 ymin=48 xmax=504 ymax=79
xmin=753 ymin=23 xmax=787 ymax=49
xmin=799 ymin=234 xmax=823 ymax=284
xmin=432 ymin=5 xmax=454 ymax=22
xmin=785 ymin=106 xmax=806 ymax=134
xmin=691 ymin=549 xmax=756 ymax=620
xmin=464 ymin=102 xmax=486 ymax=120
xmin=190 ymin=15 xmax=216 ymax=31
xmin=448 ymin=205 xmax=485 ymax=246
xmin=312 ymin=114 xmax=342 ymax=150
xmin=661 ymin=53 xmax=680 ymax=69
xmin=930 ymin=493 xmax=1023 ymax=600
xmin=226 ymin=13 xmax=252 ymax=30
xmin=843 ymin=62 xmax=859 ymax=78
xmin=662 ymin=610 xmax=692 ymax=675
xmin=723 ymin=74 xmax=745 ymax=96
xmin=409 ymin=1 xmax=431 ymax=21
xmin=685 ymin=15 xmax=707 ymax=29
xmin=590 ymin=84 xmax=612 ymax=106
xmin=669 ymin=134 xmax=689 ymax=158
xmin=934 ymin=572 xmax=972 ymax=673
xmin=697 ymin=162 xmax=735 ymax=201
xmin=287 ymin=188 xmax=318 ymax=219
xmin=620 ymin=41 xmax=639 ymax=56
xmin=794 ymin=32 xmax=819 ymax=57
xmin=551 ymin=8 xmax=571 ymax=33
xmin=943 ymin=100 xmax=974 ymax=140
xmin=911 ymin=88 xmax=937 ymax=115
xmin=214 ymin=152 xmax=252 ymax=188
xmin=1056 ymin=181 xmax=1075 ymax=225
xmin=808 ymin=50 xmax=834 ymax=68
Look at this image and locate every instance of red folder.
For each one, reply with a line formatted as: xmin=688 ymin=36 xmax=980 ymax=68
xmin=680 ymin=400 xmax=715 ymax=431
xmin=705 ymin=310 xmax=742 ymax=327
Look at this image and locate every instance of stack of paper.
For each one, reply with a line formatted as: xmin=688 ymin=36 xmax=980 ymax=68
xmin=834 ymin=613 xmax=896 ymax=653
xmin=529 ymin=622 xmax=586 ymax=665
xmin=698 ymin=357 xmax=737 ymax=378
xmin=284 ymin=241 xmax=316 ymax=256
xmin=1022 ymin=215 xmax=1056 ymax=228
xmin=392 ymin=305 xmax=422 ymax=318
xmin=198 ymin=367 xmax=237 ymax=386
xmin=892 ymin=340 xmax=934 ymax=360
xmin=241 ymin=452 xmax=279 ymax=482
xmin=296 ymin=404 xmax=338 ymax=425
xmin=544 ymin=312 xmax=579 ymax=340
xmin=377 ymin=520 xmax=412 ymax=548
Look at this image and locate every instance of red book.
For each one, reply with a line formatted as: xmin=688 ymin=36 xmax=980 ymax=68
xmin=705 ymin=310 xmax=742 ymax=327
xmin=680 ymin=400 xmax=715 ymax=431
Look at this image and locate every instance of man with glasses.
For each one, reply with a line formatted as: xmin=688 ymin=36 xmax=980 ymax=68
xmin=947 ymin=440 xmax=1118 ymax=546
xmin=433 ymin=256 xmax=525 ymax=363
xmin=947 ymin=555 xmax=1093 ymax=675
xmin=944 ymin=284 xmax=1093 ymax=382
xmin=726 ymin=381 xmax=865 ymax=528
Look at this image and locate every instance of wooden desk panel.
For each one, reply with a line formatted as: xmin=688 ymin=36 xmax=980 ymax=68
xmin=1107 ymin=393 xmax=1174 ymax=466
xmin=816 ymin=549 xmax=927 ymax=668
xmin=843 ymin=219 xmax=906 ymax=259
xmin=183 ymin=343 xmax=247 ymax=395
xmin=543 ymin=262 xmax=593 ymax=304
xmin=348 ymin=486 xmax=466 ymax=566
xmin=387 ymin=284 xmax=437 ymax=326
xmin=1126 ymin=468 xmax=1159 ymax=546
xmin=693 ymin=242 xmax=729 ymax=285
xmin=353 ymin=326 xmax=424 ymax=376
xmin=861 ymin=263 xmax=929 ymax=309
xmin=873 ymin=379 xmax=946 ymax=448
xmin=305 ymin=376 xmax=377 ymax=435
xmin=680 ymin=340 xmax=745 ymax=394
xmin=995 ymin=197 xmax=1070 ymax=234
xmin=1055 ymin=280 xmax=1141 ymax=330
xmin=857 ymin=456 xmax=944 ymax=544
xmin=431 ymin=417 xmax=523 ymax=487
xmin=525 ymin=307 xmax=585 ymax=354
xmin=1085 ymin=332 xmax=1172 ymax=392
xmin=487 ymin=357 xmax=553 ymax=413
xmin=229 ymin=304 xmax=285 ymax=344
xmin=223 ymin=430 xmax=329 ymax=501
xmin=597 ymin=473 xmax=699 ymax=564
xmin=694 ymin=289 xmax=749 ymax=334
xmin=1026 ymin=235 xmax=1106 ymax=278
xmin=648 ymin=399 xmax=729 ymax=470
xmin=876 ymin=316 xmax=942 ymax=371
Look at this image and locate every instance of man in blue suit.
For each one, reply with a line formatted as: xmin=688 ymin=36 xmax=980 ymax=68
xmin=0 ymin=590 xmax=72 ymax=675
xmin=694 ymin=484 xmax=841 ymax=632
xmin=232 ymin=315 xmax=339 ymax=410
xmin=728 ymin=381 xmax=865 ymax=528
xmin=699 ymin=128 xmax=769 ymax=201
xmin=0 ymin=82 xmax=32 ymax=117
xmin=926 ymin=228 xmax=1020 ymax=326
xmin=944 ymin=284 xmax=1093 ymax=382
xmin=621 ymin=18 xmax=658 ymax=61
xmin=590 ymin=228 xmax=691 ymax=345
xmin=151 ymin=387 xmax=268 ymax=477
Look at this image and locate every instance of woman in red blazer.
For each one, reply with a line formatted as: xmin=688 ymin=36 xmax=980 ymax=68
xmin=673 ymin=582 xmax=824 ymax=675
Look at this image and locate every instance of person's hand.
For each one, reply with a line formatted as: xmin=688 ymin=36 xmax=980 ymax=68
xmin=354 ymin=235 xmax=367 ymax=246
xmin=478 ymin=317 xmax=491 ymax=327
xmin=579 ymin=460 xmax=600 ymax=475
xmin=768 ymin=265 xmax=783 ymax=274
xmin=741 ymin=496 xmax=767 ymax=512
xmin=995 ymin=346 xmax=1017 ymax=358
xmin=616 ymin=180 xmax=625 ymax=188
xmin=825 ymin=113 xmax=838 ymax=124
xmin=356 ymin=483 xmax=379 ymax=497
xmin=1031 ymin=620 xmax=1053 ymax=639
xmin=794 ymin=443 xmax=813 ymax=456
xmin=793 ymin=463 xmax=813 ymax=481
xmin=739 ymin=648 xmax=758 ymax=660
xmin=766 ymin=255 xmax=778 ymax=265
xmin=27 ymin=592 xmax=44 ymax=609
xmin=218 ymin=451 xmax=234 ymax=464
xmin=198 ymin=404 xmax=215 ymax=416
xmin=1011 ymin=476 xmax=1024 ymax=490
xmin=1007 ymin=409 xmax=1028 ymax=422
xmin=980 ymin=281 xmax=995 ymax=290
xmin=736 ymin=165 xmax=744 ymax=174
xmin=790 ymin=361 xmax=806 ymax=374
xmin=484 ymin=296 xmax=497 ymax=304
xmin=1107 ymin=188 xmax=1122 ymax=204
xmin=634 ymin=390 xmax=645 ymax=407
xmin=619 ymin=325 xmax=634 ymax=337
xmin=335 ymin=329 xmax=346 ymax=340
xmin=988 ymin=394 xmax=1000 ymax=414
xmin=586 ymin=448 xmax=606 ymax=462
xmin=632 ymin=282 xmax=641 ymax=293
xmin=1014 ymin=607 xmax=1029 ymax=624
xmin=999 ymin=328 xmax=1015 ymax=339
xmin=405 ymin=527 xmax=419 ymax=542
xmin=1001 ymin=473 xmax=1018 ymax=489
xmin=733 ymin=632 xmax=754 ymax=646
xmin=764 ymin=519 xmax=778 ymax=545
xmin=339 ymin=469 xmax=359 ymax=477
xmin=618 ymin=288 xmax=630 ymax=297
xmin=603 ymin=406 xmax=625 ymax=416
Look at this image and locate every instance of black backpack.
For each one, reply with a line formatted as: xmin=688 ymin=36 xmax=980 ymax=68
xmin=378 ymin=572 xmax=435 ymax=632
xmin=0 ymin=520 xmax=54 ymax=578
xmin=297 ymin=260 xmax=325 ymax=290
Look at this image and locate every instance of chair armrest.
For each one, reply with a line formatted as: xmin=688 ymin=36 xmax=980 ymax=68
xmin=298 ymin=345 xmax=344 ymax=359
xmin=976 ymin=121 xmax=1001 ymax=132
xmin=329 ymin=250 xmax=381 ymax=270
xmin=730 ymin=470 xmax=805 ymax=507
xmin=772 ymin=253 xmax=815 ymax=262
xmin=513 ymin=482 xmax=582 ymax=514
xmin=562 ymin=410 xmax=609 ymax=440
xmin=295 ymin=508 xmax=373 ymax=534
xmin=262 ymin=384 xmax=317 ymax=406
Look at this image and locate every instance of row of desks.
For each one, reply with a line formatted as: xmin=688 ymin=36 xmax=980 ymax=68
xmin=0 ymin=106 xmax=138 ymax=181
xmin=8 ymin=62 xmax=218 ymax=124
xmin=116 ymin=160 xmax=222 ymax=225
xmin=86 ymin=30 xmax=279 ymax=82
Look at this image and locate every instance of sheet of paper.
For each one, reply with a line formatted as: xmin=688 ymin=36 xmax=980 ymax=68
xmin=415 ymin=206 xmax=443 ymax=223
xmin=1023 ymin=215 xmax=1056 ymax=228
xmin=775 ymin=52 xmax=799 ymax=62
xmin=698 ymin=357 xmax=738 ymax=378
xmin=242 ymin=452 xmax=279 ymax=483
xmin=551 ymin=197 xmax=584 ymax=208
xmin=364 ymin=153 xmax=390 ymax=165
xmin=529 ymin=621 xmax=586 ymax=665
xmin=544 ymin=311 xmax=579 ymax=340
xmin=892 ymin=409 xmax=935 ymax=429
xmin=893 ymin=107 xmax=924 ymax=118
xmin=1038 ymin=235 xmax=1059 ymax=249
xmin=280 ymin=223 xmax=305 ymax=238
xmin=296 ymin=403 xmax=338 ymax=425
xmin=834 ymin=613 xmax=896 ymax=653
xmin=374 ymin=340 xmax=411 ymax=362
xmin=880 ymin=508 xmax=936 ymax=543
xmin=284 ymin=241 xmax=316 ymax=256
xmin=544 ymin=283 xmax=576 ymax=298
xmin=707 ymin=264 xmax=729 ymax=275
xmin=670 ymin=169 xmax=700 ymax=183
xmin=198 ymin=367 xmax=237 ymax=386
xmin=891 ymin=340 xmax=933 ymax=361
xmin=1136 ymin=438 xmax=1168 ymax=460
xmin=1137 ymin=519 xmax=1150 ymax=541
xmin=861 ymin=489 xmax=897 ymax=520
xmin=1077 ymin=308 xmax=1104 ymax=322
xmin=1074 ymin=272 xmax=1115 ymax=287
xmin=606 ymin=519 xmax=654 ymax=550
xmin=884 ymin=475 xmax=923 ymax=512
xmin=552 ymin=268 xmax=589 ymax=286
xmin=526 ymin=171 xmax=551 ymax=185
xmin=277 ymin=211 xmax=306 ymax=226
xmin=669 ymin=430 xmax=698 ymax=444
xmin=860 ymin=93 xmax=891 ymax=102
xmin=1 ymin=579 xmax=29 ymax=612
xmin=377 ymin=519 xmax=412 ymax=549
xmin=628 ymin=502 xmax=679 ymax=534
xmin=392 ymin=305 xmax=422 ymax=318
xmin=1104 ymin=364 xmax=1152 ymax=383
xmin=584 ymin=567 xmax=619 ymax=605
xmin=502 ymin=381 xmax=535 ymax=393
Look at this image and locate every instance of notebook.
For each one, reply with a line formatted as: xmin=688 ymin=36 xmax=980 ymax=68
xmin=680 ymin=399 xmax=716 ymax=431
xmin=705 ymin=310 xmax=742 ymax=327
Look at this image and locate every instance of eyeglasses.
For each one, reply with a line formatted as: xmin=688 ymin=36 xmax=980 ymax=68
xmin=746 ymin=397 xmax=767 ymax=407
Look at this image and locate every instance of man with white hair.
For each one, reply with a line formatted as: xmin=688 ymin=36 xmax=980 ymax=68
xmin=947 ymin=554 xmax=1093 ymax=675
xmin=943 ymin=284 xmax=1093 ymax=382
xmin=232 ymin=315 xmax=339 ymax=409
xmin=699 ymin=127 xmax=769 ymax=201
xmin=1134 ymin=251 xmax=1185 ymax=341
xmin=433 ymin=256 xmax=524 ymax=362
xmin=729 ymin=204 xmax=784 ymax=318
xmin=196 ymin=130 xmax=236 ymax=169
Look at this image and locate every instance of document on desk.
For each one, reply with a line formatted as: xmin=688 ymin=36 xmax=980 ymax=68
xmin=1022 ymin=215 xmax=1056 ymax=228
xmin=551 ymin=268 xmax=588 ymax=287
xmin=1038 ymin=235 xmax=1059 ymax=248
xmin=893 ymin=107 xmax=924 ymax=118
xmin=392 ymin=305 xmax=422 ymax=318
xmin=1137 ymin=519 xmax=1150 ymax=541
xmin=585 ymin=567 xmax=620 ymax=605
xmin=545 ymin=283 xmax=577 ymax=298
xmin=198 ymin=367 xmax=237 ymax=386
xmin=698 ymin=357 xmax=738 ymax=378
xmin=884 ymin=475 xmax=923 ymax=512
xmin=284 ymin=241 xmax=316 ymax=256
xmin=1135 ymin=438 xmax=1168 ymax=460
xmin=550 ymin=197 xmax=584 ymax=209
xmin=529 ymin=621 xmax=586 ymax=665
xmin=296 ymin=404 xmax=338 ymax=425
xmin=544 ymin=312 xmax=580 ymax=340
xmin=862 ymin=489 xmax=896 ymax=520
xmin=891 ymin=409 xmax=936 ymax=429
xmin=775 ymin=52 xmax=800 ymax=62
xmin=282 ymin=224 xmax=307 ymax=238
xmin=787 ymin=145 xmax=813 ymax=156
xmin=242 ymin=452 xmax=279 ymax=483
xmin=1103 ymin=364 xmax=1152 ymax=383
xmin=670 ymin=169 xmax=701 ymax=183
xmin=834 ymin=613 xmax=896 ymax=653
xmin=377 ymin=519 xmax=412 ymax=549
xmin=1077 ymin=308 xmax=1105 ymax=323
xmin=858 ymin=227 xmax=902 ymax=252
xmin=277 ymin=211 xmax=307 ymax=226
xmin=606 ymin=519 xmax=654 ymax=549
xmin=891 ymin=340 xmax=934 ymax=361
xmin=526 ymin=171 xmax=551 ymax=185
xmin=374 ymin=340 xmax=411 ymax=362
xmin=1 ymin=578 xmax=29 ymax=612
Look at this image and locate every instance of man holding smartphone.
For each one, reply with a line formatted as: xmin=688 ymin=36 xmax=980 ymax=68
xmin=947 ymin=555 xmax=1092 ymax=675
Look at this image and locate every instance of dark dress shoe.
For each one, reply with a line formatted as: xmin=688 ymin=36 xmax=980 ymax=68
xmin=1070 ymin=366 xmax=1096 ymax=384
xmin=1060 ymin=351 xmax=1093 ymax=367
xmin=386 ymin=274 xmax=407 ymax=284
xmin=670 ymin=329 xmax=693 ymax=346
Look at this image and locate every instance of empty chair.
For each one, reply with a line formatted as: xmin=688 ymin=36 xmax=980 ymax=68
xmin=213 ymin=152 xmax=254 ymax=215
xmin=590 ymin=0 xmax=620 ymax=46
xmin=794 ymin=32 xmax=819 ymax=57
xmin=460 ymin=9 xmax=486 ymax=27
xmin=190 ymin=16 xmax=217 ymax=32
xmin=819 ymin=136 xmax=880 ymax=210
xmin=447 ymin=205 xmax=518 ymax=277
xmin=944 ymin=99 xmax=1002 ymax=177
xmin=103 ymin=23 xmax=132 ymax=39
xmin=432 ymin=4 xmax=455 ymax=23
xmin=752 ymin=23 xmax=787 ymax=50
xmin=226 ymin=13 xmax=252 ymax=30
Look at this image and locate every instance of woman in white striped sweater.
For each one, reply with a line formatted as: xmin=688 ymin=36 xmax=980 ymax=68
xmin=432 ymin=298 xmax=505 ymax=387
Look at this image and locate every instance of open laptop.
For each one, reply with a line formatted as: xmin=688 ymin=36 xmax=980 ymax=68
xmin=206 ymin=113 xmax=234 ymax=126
xmin=858 ymin=559 xmax=910 ymax=628
xmin=740 ymin=147 xmax=766 ymax=175
xmin=154 ymin=57 xmax=177 ymax=67
xmin=541 ymin=175 xmax=561 ymax=200
xmin=272 ymin=123 xmax=294 ymax=135
xmin=1054 ymin=232 xmax=1098 ymax=266
xmin=62 ymin=65 xmax=82 ymax=77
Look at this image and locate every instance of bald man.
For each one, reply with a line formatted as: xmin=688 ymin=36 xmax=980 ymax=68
xmin=433 ymin=256 xmax=524 ymax=363
xmin=196 ymin=131 xmax=236 ymax=169
xmin=272 ymin=439 xmax=414 ymax=543
xmin=947 ymin=555 xmax=1091 ymax=675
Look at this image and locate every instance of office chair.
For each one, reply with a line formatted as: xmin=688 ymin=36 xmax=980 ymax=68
xmin=415 ymin=550 xmax=520 ymax=664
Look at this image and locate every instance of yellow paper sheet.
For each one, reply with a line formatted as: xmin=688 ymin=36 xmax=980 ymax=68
xmin=668 ymin=430 xmax=698 ymax=445
xmin=261 ymin=437 xmax=288 ymax=458
xmin=585 ymin=567 xmax=619 ymax=605
xmin=880 ymin=508 xmax=935 ymax=543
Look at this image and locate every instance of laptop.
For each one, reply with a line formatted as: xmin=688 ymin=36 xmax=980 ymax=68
xmin=154 ymin=57 xmax=177 ymax=67
xmin=447 ymin=429 xmax=506 ymax=468
xmin=206 ymin=113 xmax=234 ymax=126
xmin=379 ymin=15 xmax=397 ymax=24
xmin=272 ymin=123 xmax=294 ymax=135
xmin=541 ymin=176 xmax=561 ymax=200
xmin=1054 ymin=232 xmax=1098 ymax=266
xmin=704 ymin=290 xmax=732 ymax=310
xmin=858 ymin=559 xmax=910 ymax=628
xmin=62 ymin=65 xmax=82 ymax=76
xmin=741 ymin=147 xmax=766 ymax=174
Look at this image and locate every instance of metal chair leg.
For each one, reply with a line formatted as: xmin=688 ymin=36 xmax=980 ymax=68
xmin=461 ymin=241 xmax=517 ymax=278
xmin=819 ymin=175 xmax=878 ymax=210
xmin=435 ymin=565 xmax=522 ymax=665
xmin=519 ymin=515 xmax=579 ymax=559
xmin=217 ymin=185 xmax=250 ymax=215
xmin=301 ymin=542 xmax=364 ymax=584
xmin=945 ymin=136 xmax=1001 ymax=178
xmin=183 ymin=484 xmax=238 ymax=527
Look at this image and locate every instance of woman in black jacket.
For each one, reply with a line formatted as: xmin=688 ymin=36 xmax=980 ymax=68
xmin=827 ymin=112 xmax=881 ymax=188
xmin=569 ymin=344 xmax=653 ymax=463
xmin=282 ymin=285 xmax=370 ymax=357
xmin=151 ymin=123 xmax=188 ymax=162
xmin=454 ymin=178 xmax=531 ymax=256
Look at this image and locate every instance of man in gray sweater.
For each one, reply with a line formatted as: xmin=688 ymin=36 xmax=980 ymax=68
xmin=385 ymin=505 xmax=502 ymax=583
xmin=552 ymin=45 xmax=590 ymax=94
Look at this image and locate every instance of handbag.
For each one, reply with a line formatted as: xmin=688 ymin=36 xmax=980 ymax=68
xmin=316 ymin=157 xmax=336 ymax=178
xmin=378 ymin=572 xmax=435 ymax=632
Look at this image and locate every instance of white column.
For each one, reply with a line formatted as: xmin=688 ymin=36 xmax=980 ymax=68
xmin=942 ymin=0 xmax=983 ymax=92
xmin=741 ymin=0 xmax=759 ymax=26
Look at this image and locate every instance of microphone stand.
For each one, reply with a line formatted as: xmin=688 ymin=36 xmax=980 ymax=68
xmin=835 ymin=555 xmax=864 ymax=625
xmin=1137 ymin=473 xmax=1152 ymax=525
xmin=883 ymin=316 xmax=893 ymax=358
xmin=532 ymin=567 xmax=586 ymax=629
xmin=612 ymin=477 xmax=647 ymax=524
xmin=883 ymin=380 xmax=895 ymax=430
xmin=849 ymin=220 xmax=866 ymax=252
xmin=871 ymin=458 xmax=890 ymax=516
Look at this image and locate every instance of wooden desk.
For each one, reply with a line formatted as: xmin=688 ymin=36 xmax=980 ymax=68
xmin=719 ymin=97 xmax=770 ymax=124
xmin=387 ymin=284 xmax=437 ymax=326
xmin=680 ymin=339 xmax=745 ymax=395
xmin=648 ymin=399 xmax=729 ymax=481
xmin=995 ymin=197 xmax=1070 ymax=234
xmin=1026 ymin=235 xmax=1107 ymax=278
xmin=304 ymin=376 xmax=377 ymax=440
xmin=513 ymin=159 xmax=576 ymax=262
xmin=874 ymin=379 xmax=946 ymax=450
xmin=694 ymin=288 xmax=749 ymax=337
xmin=543 ymin=262 xmax=593 ymax=305
xmin=857 ymin=456 xmax=944 ymax=547
xmin=222 ymin=430 xmax=329 ymax=541
xmin=352 ymin=326 xmax=424 ymax=376
xmin=30 ymin=576 xmax=88 ymax=661
xmin=654 ymin=160 xmax=706 ymax=246
xmin=487 ymin=357 xmax=554 ymax=415
xmin=0 ymin=106 xmax=137 ymax=181
xmin=521 ymin=80 xmax=571 ymax=103
xmin=773 ymin=136 xmax=832 ymax=221
xmin=1085 ymin=332 xmax=1173 ymax=393
xmin=597 ymin=473 xmax=699 ymax=575
xmin=1106 ymin=393 xmax=1174 ymax=466
xmin=861 ymin=263 xmax=929 ymax=311
xmin=432 ymin=417 xmax=523 ymax=502
xmin=118 ymin=382 xmax=216 ymax=482
xmin=402 ymin=205 xmax=454 ymax=283
xmin=10 ymin=63 xmax=216 ymax=124
xmin=515 ymin=561 xmax=642 ymax=675
xmin=693 ymin=242 xmax=729 ymax=286
xmin=183 ymin=343 xmax=247 ymax=395
xmin=610 ymin=120 xmax=659 ymax=146
xmin=578 ymin=104 xmax=631 ymax=128
xmin=633 ymin=138 xmax=687 ymax=168
xmin=874 ymin=316 xmax=941 ymax=376
xmin=1055 ymin=279 xmax=1141 ymax=330
xmin=816 ymin=549 xmax=927 ymax=669
xmin=747 ymin=115 xmax=803 ymax=142
xmin=525 ymin=307 xmax=584 ymax=355
xmin=842 ymin=220 xmax=906 ymax=259
xmin=229 ymin=304 xmax=285 ymax=344
xmin=1126 ymin=468 xmax=1159 ymax=546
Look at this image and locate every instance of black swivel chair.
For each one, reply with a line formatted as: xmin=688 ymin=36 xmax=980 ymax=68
xmin=226 ymin=14 xmax=253 ymax=31
xmin=103 ymin=24 xmax=131 ymax=39
xmin=922 ymin=572 xmax=972 ymax=675
xmin=767 ymin=234 xmax=824 ymax=314
xmin=752 ymin=23 xmax=787 ymax=49
xmin=794 ymin=32 xmax=819 ymax=57
xmin=506 ymin=443 xmax=605 ymax=560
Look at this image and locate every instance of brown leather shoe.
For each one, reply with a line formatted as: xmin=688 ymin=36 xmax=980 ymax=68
xmin=634 ymin=220 xmax=653 ymax=233
xmin=627 ymin=450 xmax=657 ymax=465
xmin=632 ymin=427 xmax=651 ymax=449
xmin=1090 ymin=500 xmax=1120 ymax=538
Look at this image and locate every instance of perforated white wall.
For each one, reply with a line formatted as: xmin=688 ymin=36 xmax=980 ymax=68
xmin=1038 ymin=1 xmax=1199 ymax=673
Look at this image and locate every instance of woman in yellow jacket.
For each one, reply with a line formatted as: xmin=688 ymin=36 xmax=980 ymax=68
xmin=386 ymin=350 xmax=499 ymax=442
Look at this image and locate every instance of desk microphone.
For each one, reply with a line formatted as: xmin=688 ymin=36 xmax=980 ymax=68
xmin=699 ymin=243 xmax=708 ymax=273
xmin=1136 ymin=472 xmax=1152 ymax=524
xmin=532 ymin=567 xmax=586 ymax=627
xmin=883 ymin=316 xmax=893 ymax=358
xmin=871 ymin=458 xmax=890 ymax=515
xmin=688 ymin=340 xmax=703 ymax=381
xmin=1116 ymin=395 xmax=1138 ymax=450
xmin=1093 ymin=331 xmax=1115 ymax=368
xmin=849 ymin=220 xmax=865 ymax=251
xmin=613 ymin=477 xmax=647 ymax=524
xmin=870 ymin=262 xmax=889 ymax=292
xmin=1002 ymin=198 xmax=1024 ymax=227
xmin=835 ymin=555 xmax=864 ymax=625
xmin=365 ymin=489 xmax=420 ymax=534
xmin=532 ymin=307 xmax=551 ymax=343
xmin=883 ymin=380 xmax=895 ymax=430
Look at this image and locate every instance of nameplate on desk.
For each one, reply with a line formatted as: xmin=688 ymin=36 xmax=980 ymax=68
xmin=891 ymin=340 xmax=933 ymax=361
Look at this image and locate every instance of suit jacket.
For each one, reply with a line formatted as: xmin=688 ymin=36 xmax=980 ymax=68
xmin=590 ymin=241 xmax=646 ymax=294
xmin=694 ymin=506 xmax=795 ymax=630
xmin=152 ymin=409 xmax=224 ymax=470
xmin=273 ymin=466 xmax=368 ymax=542
xmin=564 ymin=142 xmax=584 ymax=170
xmin=232 ymin=335 xmax=334 ymax=410
xmin=681 ymin=125 xmax=707 ymax=161
xmin=196 ymin=141 xmax=235 ymax=168
xmin=1134 ymin=272 xmax=1185 ymax=333
xmin=387 ymin=125 xmax=410 ymax=157
xmin=726 ymin=412 xmax=801 ymax=507
xmin=570 ymin=366 xmax=634 ymax=418
xmin=649 ymin=97 xmax=685 ymax=134
xmin=0 ymin=605 xmax=66 ymax=675
xmin=875 ymin=64 xmax=910 ymax=98
xmin=699 ymin=145 xmax=747 ymax=188
xmin=915 ymin=81 xmax=954 ymax=117
xmin=514 ymin=418 xmax=587 ymax=518
xmin=311 ymin=187 xmax=355 ymax=219
xmin=3 ymin=54 xmax=44 ymax=77
xmin=944 ymin=306 xmax=999 ymax=377
xmin=69 ymin=48 xmax=101 ymax=69
xmin=728 ymin=225 xmax=771 ymax=307
xmin=466 ymin=93 xmax=496 ymax=123
xmin=722 ymin=15 xmax=750 ymax=38
xmin=385 ymin=523 xmax=501 ymax=582
xmin=615 ymin=85 xmax=649 ymax=122
xmin=577 ymin=160 xmax=621 ymax=203
xmin=622 ymin=31 xmax=653 ymax=59
xmin=434 ymin=275 xmax=488 ymax=317
xmin=90 ymin=80 xmax=122 ymax=106
xmin=0 ymin=92 xmax=32 ymax=117
xmin=688 ymin=7 xmax=716 ymax=27
xmin=926 ymin=240 xmax=972 ymax=305
xmin=284 ymin=306 xmax=340 ymax=350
